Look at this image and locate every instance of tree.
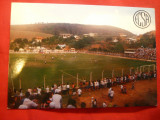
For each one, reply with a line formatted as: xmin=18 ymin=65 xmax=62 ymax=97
xmin=14 ymin=47 xmax=19 ymax=52
xmin=106 ymin=37 xmax=112 ymax=42
xmin=114 ymin=42 xmax=124 ymax=53
xmin=14 ymin=38 xmax=23 ymax=44
xmin=56 ymin=46 xmax=61 ymax=49
xmin=23 ymin=38 xmax=28 ymax=43
xmin=54 ymin=30 xmax=60 ymax=36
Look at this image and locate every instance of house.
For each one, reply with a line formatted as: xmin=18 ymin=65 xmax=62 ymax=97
xmin=58 ymin=44 xmax=66 ymax=49
xmin=74 ymin=35 xmax=80 ymax=40
xmin=61 ymin=34 xmax=72 ymax=39
xmin=83 ymin=33 xmax=97 ymax=37
xmin=119 ymin=33 xmax=127 ymax=37
xmin=35 ymin=37 xmax=43 ymax=42
xmin=19 ymin=48 xmax=24 ymax=52
xmin=70 ymin=48 xmax=76 ymax=52
xmin=89 ymin=33 xmax=97 ymax=37
xmin=54 ymin=49 xmax=65 ymax=53
xmin=112 ymin=39 xmax=119 ymax=43
xmin=126 ymin=38 xmax=137 ymax=44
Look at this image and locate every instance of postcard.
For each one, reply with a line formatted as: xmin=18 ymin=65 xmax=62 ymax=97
xmin=8 ymin=3 xmax=156 ymax=109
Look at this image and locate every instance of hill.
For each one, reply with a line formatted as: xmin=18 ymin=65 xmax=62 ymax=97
xmin=10 ymin=23 xmax=135 ymax=39
xmin=10 ymin=30 xmax=53 ymax=41
xmin=138 ymin=30 xmax=156 ymax=48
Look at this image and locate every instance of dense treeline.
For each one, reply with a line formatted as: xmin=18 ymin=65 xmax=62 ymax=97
xmin=10 ymin=31 xmax=156 ymax=53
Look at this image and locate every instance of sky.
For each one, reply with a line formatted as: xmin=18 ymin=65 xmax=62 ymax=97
xmin=11 ymin=3 xmax=156 ymax=35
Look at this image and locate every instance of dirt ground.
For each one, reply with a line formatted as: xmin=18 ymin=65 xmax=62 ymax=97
xmin=63 ymin=78 xmax=157 ymax=108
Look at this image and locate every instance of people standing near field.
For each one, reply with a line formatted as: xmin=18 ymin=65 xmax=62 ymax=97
xmin=49 ymin=89 xmax=62 ymax=109
xmin=104 ymin=78 xmax=107 ymax=88
xmin=37 ymin=87 xmax=41 ymax=95
xmin=77 ymin=88 xmax=82 ymax=97
xmin=110 ymin=89 xmax=114 ymax=101
xmin=120 ymin=85 xmax=123 ymax=93
xmin=54 ymin=83 xmax=57 ymax=89
xmin=123 ymin=85 xmax=127 ymax=94
xmin=81 ymin=102 xmax=86 ymax=108
xmin=66 ymin=83 xmax=70 ymax=94
xmin=92 ymin=99 xmax=97 ymax=108
xmin=57 ymin=84 xmax=61 ymax=91
xmin=28 ymin=88 xmax=32 ymax=95
xmin=51 ymin=86 xmax=54 ymax=93
xmin=19 ymin=92 xmax=38 ymax=109
xmin=108 ymin=87 xmax=112 ymax=97
xmin=46 ymin=86 xmax=50 ymax=93
xmin=154 ymin=71 xmax=156 ymax=78
xmin=67 ymin=98 xmax=77 ymax=108
xmin=90 ymin=81 xmax=93 ymax=90
xmin=102 ymin=102 xmax=107 ymax=108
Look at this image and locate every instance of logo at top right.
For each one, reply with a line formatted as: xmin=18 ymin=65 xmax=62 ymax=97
xmin=133 ymin=10 xmax=151 ymax=29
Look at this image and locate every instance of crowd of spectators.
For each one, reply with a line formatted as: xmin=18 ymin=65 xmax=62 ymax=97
xmin=124 ymin=48 xmax=156 ymax=60
xmin=85 ymin=47 xmax=156 ymax=60
xmin=8 ymin=70 xmax=157 ymax=109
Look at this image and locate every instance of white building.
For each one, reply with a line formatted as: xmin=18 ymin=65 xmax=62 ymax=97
xmin=112 ymin=39 xmax=119 ymax=43
xmin=19 ymin=48 xmax=25 ymax=52
xmin=35 ymin=37 xmax=43 ymax=42
xmin=74 ymin=35 xmax=80 ymax=40
xmin=61 ymin=34 xmax=72 ymax=39
xmin=58 ymin=44 xmax=66 ymax=49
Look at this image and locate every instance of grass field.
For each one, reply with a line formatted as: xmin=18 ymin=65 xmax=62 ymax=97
xmin=8 ymin=53 xmax=156 ymax=90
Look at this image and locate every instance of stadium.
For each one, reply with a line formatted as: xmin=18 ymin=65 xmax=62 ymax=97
xmin=8 ymin=52 xmax=157 ymax=109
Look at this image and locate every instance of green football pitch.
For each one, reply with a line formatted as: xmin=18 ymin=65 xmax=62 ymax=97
xmin=8 ymin=53 xmax=156 ymax=90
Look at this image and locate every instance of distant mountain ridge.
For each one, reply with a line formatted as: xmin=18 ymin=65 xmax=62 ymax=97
xmin=10 ymin=23 xmax=135 ymax=39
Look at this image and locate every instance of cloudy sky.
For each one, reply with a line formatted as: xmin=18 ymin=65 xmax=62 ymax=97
xmin=11 ymin=3 xmax=155 ymax=35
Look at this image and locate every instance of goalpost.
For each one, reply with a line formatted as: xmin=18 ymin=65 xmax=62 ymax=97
xmin=139 ymin=64 xmax=156 ymax=74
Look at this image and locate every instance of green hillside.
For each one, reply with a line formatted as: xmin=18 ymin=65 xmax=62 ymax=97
xmin=10 ymin=30 xmax=53 ymax=41
xmin=10 ymin=23 xmax=135 ymax=37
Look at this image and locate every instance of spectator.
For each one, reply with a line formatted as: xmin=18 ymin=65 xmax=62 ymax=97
xmin=46 ymin=86 xmax=50 ymax=93
xmin=77 ymin=88 xmax=82 ymax=97
xmin=120 ymin=85 xmax=123 ymax=93
xmin=102 ymin=102 xmax=107 ymax=108
xmin=67 ymin=98 xmax=76 ymax=108
xmin=66 ymin=83 xmax=70 ymax=94
xmin=37 ymin=87 xmax=41 ymax=95
xmin=81 ymin=102 xmax=86 ymax=108
xmin=92 ymin=99 xmax=97 ymax=108
xmin=108 ymin=87 xmax=112 ymax=97
xmin=49 ymin=89 xmax=62 ymax=109
xmin=110 ymin=89 xmax=114 ymax=100
xmin=19 ymin=92 xmax=38 ymax=109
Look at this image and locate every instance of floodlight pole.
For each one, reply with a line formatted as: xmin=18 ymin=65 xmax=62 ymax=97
xmin=130 ymin=68 xmax=132 ymax=75
xmin=153 ymin=64 xmax=155 ymax=71
xmin=62 ymin=74 xmax=64 ymax=85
